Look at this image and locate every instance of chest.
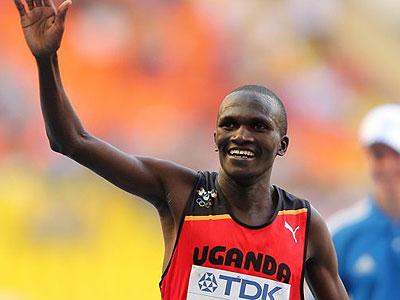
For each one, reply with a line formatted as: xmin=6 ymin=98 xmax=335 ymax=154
xmin=177 ymin=213 xmax=307 ymax=282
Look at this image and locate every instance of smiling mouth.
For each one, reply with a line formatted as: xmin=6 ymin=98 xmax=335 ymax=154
xmin=228 ymin=148 xmax=256 ymax=159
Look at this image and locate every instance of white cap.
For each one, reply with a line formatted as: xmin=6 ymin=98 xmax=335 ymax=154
xmin=359 ymin=103 xmax=400 ymax=153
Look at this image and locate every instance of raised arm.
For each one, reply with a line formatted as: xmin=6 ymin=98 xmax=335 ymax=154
xmin=305 ymin=207 xmax=349 ymax=300
xmin=13 ymin=0 xmax=196 ymax=216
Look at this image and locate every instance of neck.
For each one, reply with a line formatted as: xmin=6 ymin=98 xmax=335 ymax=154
xmin=375 ymin=188 xmax=400 ymax=221
xmin=217 ymin=169 xmax=274 ymax=212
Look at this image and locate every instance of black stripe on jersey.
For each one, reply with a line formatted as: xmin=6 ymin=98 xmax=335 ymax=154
xmin=300 ymin=200 xmax=311 ymax=300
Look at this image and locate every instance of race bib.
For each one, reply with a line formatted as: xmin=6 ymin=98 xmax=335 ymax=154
xmin=187 ymin=265 xmax=291 ymax=300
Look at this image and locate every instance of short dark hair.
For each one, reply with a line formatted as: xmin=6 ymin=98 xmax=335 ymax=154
xmin=228 ymin=85 xmax=288 ymax=136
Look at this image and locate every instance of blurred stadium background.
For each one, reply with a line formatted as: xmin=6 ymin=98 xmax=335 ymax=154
xmin=0 ymin=0 xmax=400 ymax=299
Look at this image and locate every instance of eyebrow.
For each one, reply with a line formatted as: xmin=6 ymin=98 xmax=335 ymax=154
xmin=218 ymin=115 xmax=274 ymax=126
xmin=251 ymin=116 xmax=272 ymax=124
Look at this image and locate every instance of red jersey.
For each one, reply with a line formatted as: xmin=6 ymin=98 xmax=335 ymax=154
xmin=160 ymin=171 xmax=310 ymax=300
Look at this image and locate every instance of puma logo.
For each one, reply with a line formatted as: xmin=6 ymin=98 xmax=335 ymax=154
xmin=285 ymin=221 xmax=300 ymax=243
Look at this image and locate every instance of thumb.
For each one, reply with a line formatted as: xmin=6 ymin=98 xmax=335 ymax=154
xmin=56 ymin=0 xmax=72 ymax=26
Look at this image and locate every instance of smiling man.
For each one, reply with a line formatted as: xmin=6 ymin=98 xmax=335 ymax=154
xmin=13 ymin=1 xmax=348 ymax=299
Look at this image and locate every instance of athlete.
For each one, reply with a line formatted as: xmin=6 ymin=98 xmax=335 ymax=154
xmin=329 ymin=104 xmax=400 ymax=300
xmin=14 ymin=1 xmax=348 ymax=299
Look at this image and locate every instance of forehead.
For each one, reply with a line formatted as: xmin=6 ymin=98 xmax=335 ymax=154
xmin=218 ymin=91 xmax=279 ymax=120
xmin=368 ymin=143 xmax=400 ymax=158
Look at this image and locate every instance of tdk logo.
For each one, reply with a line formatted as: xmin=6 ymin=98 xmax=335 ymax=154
xmin=219 ymin=274 xmax=281 ymax=299
xmin=198 ymin=272 xmax=218 ymax=292
xmin=188 ymin=266 xmax=290 ymax=300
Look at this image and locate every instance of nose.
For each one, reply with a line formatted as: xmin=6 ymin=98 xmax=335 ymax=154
xmin=231 ymin=125 xmax=254 ymax=144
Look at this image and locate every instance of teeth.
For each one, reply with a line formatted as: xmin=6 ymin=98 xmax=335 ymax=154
xmin=228 ymin=149 xmax=255 ymax=158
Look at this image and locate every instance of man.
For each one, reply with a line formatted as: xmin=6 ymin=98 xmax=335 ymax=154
xmin=330 ymin=104 xmax=400 ymax=299
xmin=13 ymin=1 xmax=348 ymax=299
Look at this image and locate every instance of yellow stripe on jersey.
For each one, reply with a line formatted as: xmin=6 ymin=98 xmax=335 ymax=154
xmin=278 ymin=208 xmax=308 ymax=215
xmin=185 ymin=209 xmax=307 ymax=221
xmin=185 ymin=214 xmax=232 ymax=221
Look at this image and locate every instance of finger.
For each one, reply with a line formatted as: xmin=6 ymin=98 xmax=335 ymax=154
xmin=43 ymin=0 xmax=57 ymax=11
xmin=33 ymin=0 xmax=42 ymax=7
xmin=56 ymin=0 xmax=72 ymax=26
xmin=14 ymin=0 xmax=27 ymax=16
xmin=43 ymin=0 xmax=52 ymax=7
xmin=26 ymin=0 xmax=34 ymax=10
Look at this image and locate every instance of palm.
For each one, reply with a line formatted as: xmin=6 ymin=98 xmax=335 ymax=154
xmin=14 ymin=0 xmax=71 ymax=58
xmin=22 ymin=7 xmax=62 ymax=56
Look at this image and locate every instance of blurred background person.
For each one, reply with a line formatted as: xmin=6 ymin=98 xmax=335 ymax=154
xmin=329 ymin=104 xmax=400 ymax=299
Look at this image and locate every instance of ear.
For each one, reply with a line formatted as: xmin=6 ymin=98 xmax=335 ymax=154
xmin=213 ymin=131 xmax=219 ymax=152
xmin=277 ymin=135 xmax=289 ymax=156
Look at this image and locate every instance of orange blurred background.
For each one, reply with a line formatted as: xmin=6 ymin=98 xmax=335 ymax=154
xmin=0 ymin=0 xmax=399 ymax=299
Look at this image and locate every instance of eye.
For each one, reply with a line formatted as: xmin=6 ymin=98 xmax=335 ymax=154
xmin=253 ymin=122 xmax=268 ymax=131
xmin=219 ymin=119 xmax=237 ymax=130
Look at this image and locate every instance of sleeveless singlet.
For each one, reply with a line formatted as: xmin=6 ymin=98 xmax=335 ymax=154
xmin=160 ymin=171 xmax=310 ymax=300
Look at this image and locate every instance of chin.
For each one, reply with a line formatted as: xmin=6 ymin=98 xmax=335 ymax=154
xmin=218 ymin=155 xmax=273 ymax=184
xmin=222 ymin=165 xmax=265 ymax=185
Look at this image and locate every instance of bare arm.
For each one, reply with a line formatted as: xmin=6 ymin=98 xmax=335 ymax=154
xmin=14 ymin=0 xmax=196 ymax=216
xmin=305 ymin=207 xmax=349 ymax=300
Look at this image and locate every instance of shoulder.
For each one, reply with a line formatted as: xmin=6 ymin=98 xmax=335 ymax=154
xmin=198 ymin=170 xmax=219 ymax=185
xmin=306 ymin=205 xmax=334 ymax=260
xmin=170 ymin=170 xmax=218 ymax=205
xmin=327 ymin=199 xmax=375 ymax=257
xmin=308 ymin=205 xmax=328 ymax=237
xmin=185 ymin=170 xmax=218 ymax=193
xmin=271 ymin=189 xmax=331 ymax=260
xmin=328 ymin=199 xmax=372 ymax=237
xmin=157 ymin=166 xmax=201 ymax=218
xmin=274 ymin=186 xmax=310 ymax=211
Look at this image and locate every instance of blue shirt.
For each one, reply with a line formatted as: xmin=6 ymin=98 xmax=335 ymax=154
xmin=330 ymin=199 xmax=400 ymax=300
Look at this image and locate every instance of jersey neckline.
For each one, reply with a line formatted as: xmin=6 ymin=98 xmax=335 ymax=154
xmin=215 ymin=178 xmax=283 ymax=230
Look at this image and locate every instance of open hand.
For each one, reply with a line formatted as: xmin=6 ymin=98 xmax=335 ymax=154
xmin=14 ymin=0 xmax=72 ymax=58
